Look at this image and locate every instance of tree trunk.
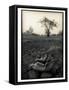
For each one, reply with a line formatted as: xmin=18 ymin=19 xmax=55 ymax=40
xmin=45 ymin=29 xmax=50 ymax=37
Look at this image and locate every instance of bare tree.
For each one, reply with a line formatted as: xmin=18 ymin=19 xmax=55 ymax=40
xmin=40 ymin=17 xmax=57 ymax=37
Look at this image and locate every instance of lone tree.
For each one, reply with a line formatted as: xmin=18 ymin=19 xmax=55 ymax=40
xmin=40 ymin=17 xmax=57 ymax=37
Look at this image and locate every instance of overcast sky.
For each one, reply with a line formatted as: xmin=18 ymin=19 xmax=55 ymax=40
xmin=22 ymin=10 xmax=63 ymax=35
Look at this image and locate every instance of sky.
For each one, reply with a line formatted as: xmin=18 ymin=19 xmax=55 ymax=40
xmin=22 ymin=10 xmax=63 ymax=35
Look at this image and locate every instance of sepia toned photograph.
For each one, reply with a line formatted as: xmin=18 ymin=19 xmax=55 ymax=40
xmin=9 ymin=5 xmax=67 ymax=85
xmin=21 ymin=9 xmax=65 ymax=81
xmin=9 ymin=5 xmax=68 ymax=85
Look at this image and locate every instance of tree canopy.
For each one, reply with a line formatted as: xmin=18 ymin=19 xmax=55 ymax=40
xmin=40 ymin=17 xmax=57 ymax=36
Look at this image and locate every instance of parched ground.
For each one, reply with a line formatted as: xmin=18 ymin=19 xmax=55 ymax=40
xmin=21 ymin=34 xmax=63 ymax=80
